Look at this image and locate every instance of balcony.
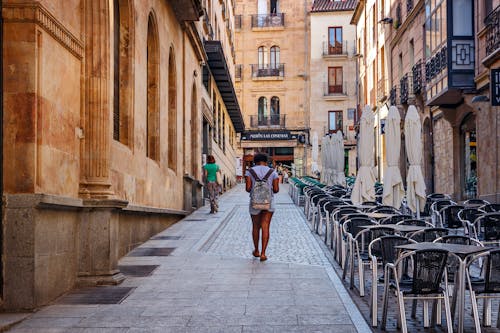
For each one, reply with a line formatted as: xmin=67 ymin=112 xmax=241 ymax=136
xmin=322 ymin=41 xmax=355 ymax=57
xmin=249 ymin=114 xmax=286 ymax=128
xmin=235 ymin=15 xmax=242 ymax=30
xmin=412 ymin=60 xmax=423 ymax=95
xmin=390 ymin=86 xmax=398 ymax=106
xmin=406 ymin=0 xmax=414 ymax=17
xmin=484 ymin=5 xmax=500 ymax=64
xmin=377 ymin=78 xmax=389 ymax=102
xmin=323 ymin=82 xmax=348 ymax=99
xmin=251 ymin=13 xmax=285 ymax=29
xmin=235 ymin=64 xmax=242 ymax=81
xmin=170 ymin=0 xmax=203 ymax=21
xmin=400 ymin=74 xmax=409 ymax=104
xmin=251 ymin=64 xmax=285 ymax=79
xmin=203 ymin=8 xmax=214 ymax=40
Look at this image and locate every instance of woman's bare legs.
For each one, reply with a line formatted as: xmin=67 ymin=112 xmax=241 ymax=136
xmin=251 ymin=214 xmax=261 ymax=257
xmin=259 ymin=211 xmax=274 ymax=261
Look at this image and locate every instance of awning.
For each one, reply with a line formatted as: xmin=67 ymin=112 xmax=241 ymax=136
xmin=204 ymin=40 xmax=245 ymax=132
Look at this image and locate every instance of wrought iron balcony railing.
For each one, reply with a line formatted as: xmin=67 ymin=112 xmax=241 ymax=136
xmin=406 ymin=0 xmax=414 ymax=17
xmin=390 ymin=86 xmax=398 ymax=106
xmin=249 ymin=114 xmax=286 ymax=128
xmin=235 ymin=64 xmax=242 ymax=80
xmin=400 ymin=74 xmax=409 ymax=104
xmin=251 ymin=64 xmax=285 ymax=78
xmin=203 ymin=8 xmax=214 ymax=40
xmin=235 ymin=15 xmax=242 ymax=29
xmin=323 ymin=81 xmax=348 ymax=96
xmin=425 ymin=46 xmax=447 ymax=82
xmin=251 ymin=13 xmax=285 ymax=28
xmin=322 ymin=40 xmax=355 ymax=56
xmin=485 ymin=5 xmax=500 ymax=58
xmin=412 ymin=60 xmax=423 ymax=95
xmin=377 ymin=78 xmax=389 ymax=101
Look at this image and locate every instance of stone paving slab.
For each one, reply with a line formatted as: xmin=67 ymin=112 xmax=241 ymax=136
xmin=6 ymin=184 xmax=369 ymax=333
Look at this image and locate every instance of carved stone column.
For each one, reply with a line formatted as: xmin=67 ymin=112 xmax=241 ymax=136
xmin=80 ymin=0 xmax=114 ymax=198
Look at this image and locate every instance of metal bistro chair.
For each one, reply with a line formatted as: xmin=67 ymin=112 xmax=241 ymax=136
xmin=342 ymin=220 xmax=386 ymax=296
xmin=329 ymin=206 xmax=359 ymax=254
xmin=380 ymin=214 xmax=413 ymax=225
xmin=396 ymin=219 xmax=434 ymax=227
xmin=409 ymin=227 xmax=449 ymax=243
xmin=440 ymin=205 xmax=466 ymax=234
xmin=430 ymin=199 xmax=456 ymax=226
xmin=368 ymin=235 xmax=417 ymax=327
xmin=464 ymin=198 xmax=491 ymax=206
xmin=307 ymin=193 xmax=330 ymax=228
xmin=480 ymin=203 xmax=500 ymax=213
xmin=423 ymin=193 xmax=452 ymax=217
xmin=471 ymin=212 xmax=500 ymax=246
xmin=458 ymin=207 xmax=486 ymax=237
xmin=381 ymin=249 xmax=454 ymax=332
xmin=304 ymin=188 xmax=323 ymax=218
xmin=466 ymin=249 xmax=500 ymax=331
xmin=333 ymin=211 xmax=368 ymax=266
xmin=368 ymin=205 xmax=401 ymax=214
xmin=316 ymin=198 xmax=344 ymax=235
xmin=321 ymin=200 xmax=346 ymax=244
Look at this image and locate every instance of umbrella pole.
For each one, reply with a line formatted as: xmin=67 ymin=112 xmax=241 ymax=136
xmin=416 ymin=200 xmax=420 ymax=219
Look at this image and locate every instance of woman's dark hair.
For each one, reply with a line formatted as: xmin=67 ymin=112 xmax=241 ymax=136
xmin=206 ymin=155 xmax=215 ymax=164
xmin=253 ymin=153 xmax=268 ymax=164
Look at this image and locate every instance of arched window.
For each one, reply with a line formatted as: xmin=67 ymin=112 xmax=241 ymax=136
xmin=146 ymin=13 xmax=159 ymax=161
xmin=113 ymin=0 xmax=133 ymax=145
xmin=258 ymin=97 xmax=267 ymax=126
xmin=270 ymin=96 xmax=280 ymax=125
xmin=270 ymin=46 xmax=280 ymax=69
xmin=258 ymin=46 xmax=266 ymax=69
xmin=168 ymin=48 xmax=177 ymax=171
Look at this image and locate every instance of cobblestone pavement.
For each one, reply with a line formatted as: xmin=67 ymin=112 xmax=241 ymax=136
xmin=7 ymin=184 xmax=370 ymax=333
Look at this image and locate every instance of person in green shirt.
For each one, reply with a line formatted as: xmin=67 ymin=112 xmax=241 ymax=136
xmin=203 ymin=155 xmax=221 ymax=213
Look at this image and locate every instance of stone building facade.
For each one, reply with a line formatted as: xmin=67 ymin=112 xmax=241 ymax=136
xmin=1 ymin=0 xmax=243 ymax=310
xmin=309 ymin=0 xmax=358 ymax=177
xmin=234 ymin=0 xmax=313 ymax=176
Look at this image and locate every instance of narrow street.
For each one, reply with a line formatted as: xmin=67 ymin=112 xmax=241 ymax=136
xmin=7 ymin=184 xmax=370 ymax=333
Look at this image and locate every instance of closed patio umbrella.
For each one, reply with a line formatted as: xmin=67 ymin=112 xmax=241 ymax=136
xmin=333 ymin=131 xmax=346 ymax=186
xmin=351 ymin=105 xmax=376 ymax=205
xmin=311 ymin=131 xmax=320 ymax=175
xmin=404 ymin=105 xmax=426 ymax=215
xmin=382 ymin=106 xmax=405 ymax=208
xmin=320 ymin=134 xmax=329 ymax=183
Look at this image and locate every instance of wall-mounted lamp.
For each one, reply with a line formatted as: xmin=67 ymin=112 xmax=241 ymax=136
xmin=379 ymin=17 xmax=393 ymax=24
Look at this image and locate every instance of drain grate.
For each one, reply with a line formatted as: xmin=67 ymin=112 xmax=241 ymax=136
xmin=151 ymin=235 xmax=181 ymax=240
xmin=118 ymin=265 xmax=159 ymax=277
xmin=58 ymin=286 xmax=134 ymax=305
xmin=127 ymin=247 xmax=175 ymax=257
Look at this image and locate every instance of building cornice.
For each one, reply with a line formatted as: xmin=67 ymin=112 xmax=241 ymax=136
xmin=389 ymin=0 xmax=424 ymax=49
xmin=3 ymin=2 xmax=84 ymax=59
xmin=350 ymin=0 xmax=365 ymax=25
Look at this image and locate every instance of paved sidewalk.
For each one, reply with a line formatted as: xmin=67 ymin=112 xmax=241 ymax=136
xmin=7 ymin=184 xmax=370 ymax=333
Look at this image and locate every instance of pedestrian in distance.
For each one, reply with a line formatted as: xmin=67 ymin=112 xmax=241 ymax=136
xmin=203 ymin=155 xmax=221 ymax=214
xmin=245 ymin=153 xmax=280 ymax=261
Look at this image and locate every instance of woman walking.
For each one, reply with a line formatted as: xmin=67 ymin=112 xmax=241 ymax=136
xmin=203 ymin=155 xmax=221 ymax=213
xmin=245 ymin=153 xmax=280 ymax=261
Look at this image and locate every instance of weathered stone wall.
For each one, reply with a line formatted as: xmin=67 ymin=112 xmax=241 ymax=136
xmin=432 ymin=114 xmax=455 ymax=196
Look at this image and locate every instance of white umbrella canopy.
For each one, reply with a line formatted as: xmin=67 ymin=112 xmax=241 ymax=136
xmin=382 ymin=106 xmax=405 ymax=208
xmin=404 ymin=105 xmax=426 ymax=214
xmin=333 ymin=131 xmax=346 ymax=186
xmin=320 ymin=135 xmax=329 ymax=183
xmin=311 ymin=131 xmax=320 ymax=174
xmin=351 ymin=105 xmax=376 ymax=205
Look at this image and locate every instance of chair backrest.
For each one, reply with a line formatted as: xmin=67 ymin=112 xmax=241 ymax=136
xmin=458 ymin=208 xmax=485 ymax=224
xmin=362 ymin=201 xmax=379 ymax=206
xmin=434 ymin=235 xmax=481 ymax=246
xmin=410 ymin=227 xmax=449 ymax=242
xmin=441 ymin=205 xmax=465 ymax=229
xmin=410 ymin=249 xmax=449 ymax=294
xmin=323 ymin=200 xmax=346 ymax=214
xmin=431 ymin=199 xmax=455 ymax=214
xmin=330 ymin=189 xmax=347 ymax=198
xmin=338 ymin=213 xmax=370 ymax=224
xmin=311 ymin=193 xmax=329 ymax=206
xmin=424 ymin=193 xmax=451 ymax=215
xmin=378 ymin=235 xmax=414 ymax=267
xmin=332 ymin=207 xmax=359 ymax=222
xmin=362 ymin=227 xmax=396 ymax=257
xmin=480 ymin=203 xmax=500 ymax=213
xmin=344 ymin=218 xmax=377 ymax=240
xmin=368 ymin=205 xmax=401 ymax=214
xmin=484 ymin=249 xmax=500 ymax=293
xmin=464 ymin=198 xmax=490 ymax=206
xmin=477 ymin=212 xmax=500 ymax=241
xmin=380 ymin=214 xmax=412 ymax=225
xmin=397 ymin=219 xmax=431 ymax=227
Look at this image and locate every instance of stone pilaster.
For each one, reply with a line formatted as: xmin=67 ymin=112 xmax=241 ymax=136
xmin=79 ymin=0 xmax=114 ymax=198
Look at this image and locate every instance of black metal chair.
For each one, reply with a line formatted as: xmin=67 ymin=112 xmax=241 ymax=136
xmin=396 ymin=219 xmax=434 ymax=227
xmin=464 ymin=198 xmax=490 ymax=206
xmin=466 ymin=249 xmax=500 ymax=331
xmin=471 ymin=212 xmax=500 ymax=246
xmin=318 ymin=199 xmax=345 ymax=237
xmin=458 ymin=207 xmax=486 ymax=237
xmin=440 ymin=204 xmax=466 ymax=234
xmin=423 ymin=193 xmax=452 ymax=217
xmin=380 ymin=214 xmax=413 ymax=225
xmin=480 ymin=203 xmax=500 ymax=213
xmin=409 ymin=227 xmax=449 ymax=243
xmin=313 ymin=196 xmax=340 ymax=234
xmin=362 ymin=201 xmax=380 ymax=207
xmin=330 ymin=206 xmax=361 ymax=262
xmin=381 ymin=249 xmax=454 ymax=332
xmin=368 ymin=205 xmax=401 ymax=214
xmin=430 ymin=199 xmax=456 ymax=226
xmin=307 ymin=193 xmax=330 ymax=228
xmin=368 ymin=235 xmax=416 ymax=326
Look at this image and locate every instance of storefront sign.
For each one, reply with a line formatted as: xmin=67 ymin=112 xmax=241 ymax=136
xmin=241 ymin=131 xmax=298 ymax=141
xmin=492 ymin=69 xmax=500 ymax=106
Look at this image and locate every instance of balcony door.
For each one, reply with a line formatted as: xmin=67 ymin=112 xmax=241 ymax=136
xmin=328 ymin=67 xmax=343 ymax=94
xmin=270 ymin=46 xmax=280 ymax=74
xmin=328 ymin=27 xmax=342 ymax=55
xmin=258 ymin=97 xmax=268 ymax=126
xmin=270 ymin=96 xmax=280 ymax=126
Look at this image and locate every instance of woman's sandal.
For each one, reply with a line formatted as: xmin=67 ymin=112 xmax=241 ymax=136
xmin=252 ymin=250 xmax=260 ymax=258
xmin=260 ymin=254 xmax=267 ymax=262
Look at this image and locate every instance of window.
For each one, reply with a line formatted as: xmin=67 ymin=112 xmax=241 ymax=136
xmin=328 ymin=27 xmax=343 ymax=55
xmin=328 ymin=111 xmax=343 ymax=133
xmin=270 ymin=96 xmax=280 ymax=125
xmin=270 ymin=0 xmax=279 ymax=14
xmin=328 ymin=67 xmax=343 ymax=94
xmin=146 ymin=13 xmax=159 ymax=161
xmin=190 ymin=84 xmax=199 ymax=176
xmin=409 ymin=39 xmax=415 ymax=67
xmin=270 ymin=46 xmax=280 ymax=69
xmin=258 ymin=46 xmax=266 ymax=69
xmin=258 ymin=97 xmax=268 ymax=125
xmin=453 ymin=0 xmax=472 ymax=36
xmin=485 ymin=0 xmax=493 ymax=17
xmin=168 ymin=48 xmax=177 ymax=171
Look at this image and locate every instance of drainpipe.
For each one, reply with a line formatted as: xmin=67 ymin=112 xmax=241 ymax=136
xmin=303 ymin=0 xmax=309 ymax=177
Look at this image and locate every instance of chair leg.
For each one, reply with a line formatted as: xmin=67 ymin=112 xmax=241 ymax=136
xmin=371 ymin=266 xmax=378 ymax=326
xmin=411 ymin=299 xmax=417 ymax=319
xmin=470 ymin=292 xmax=481 ymax=333
xmin=483 ymin=298 xmax=492 ymax=327
xmin=358 ymin=259 xmax=365 ymax=297
xmin=342 ymin=243 xmax=350 ymax=281
xmin=397 ymin=292 xmax=408 ymax=333
xmin=381 ymin=276 xmax=390 ymax=330
xmin=423 ymin=300 xmax=429 ymax=327
xmin=443 ymin=292 xmax=454 ymax=333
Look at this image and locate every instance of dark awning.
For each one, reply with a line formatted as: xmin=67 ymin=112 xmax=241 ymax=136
xmin=169 ymin=0 xmax=203 ymax=22
xmin=204 ymin=40 xmax=245 ymax=132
